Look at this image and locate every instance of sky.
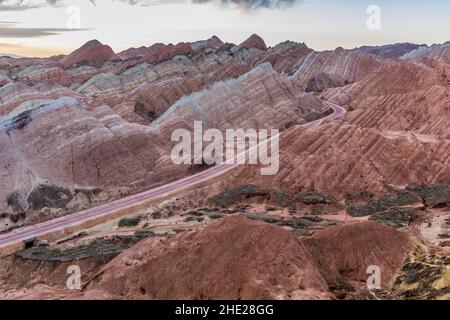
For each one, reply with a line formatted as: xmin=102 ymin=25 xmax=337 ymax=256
xmin=0 ymin=0 xmax=449 ymax=57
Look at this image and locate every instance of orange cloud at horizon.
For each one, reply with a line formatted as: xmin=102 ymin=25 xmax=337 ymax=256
xmin=0 ymin=44 xmax=71 ymax=58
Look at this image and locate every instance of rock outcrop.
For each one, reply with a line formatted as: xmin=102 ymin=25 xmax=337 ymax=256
xmin=149 ymin=62 xmax=329 ymax=138
xmin=83 ymin=215 xmax=332 ymax=300
xmin=359 ymin=43 xmax=426 ymax=59
xmin=304 ymin=221 xmax=412 ymax=290
xmin=0 ymin=36 xmax=449 ymax=295
xmin=60 ymin=40 xmax=115 ymax=69
xmin=290 ymin=48 xmax=387 ymax=91
xmin=0 ymin=97 xmax=165 ymax=231
xmin=239 ymin=34 xmax=267 ymax=51
xmin=191 ymin=35 xmax=224 ymax=52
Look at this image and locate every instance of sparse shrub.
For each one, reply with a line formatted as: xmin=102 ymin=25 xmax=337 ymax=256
xmin=118 ymin=216 xmax=141 ymax=228
xmin=134 ymin=230 xmax=154 ymax=240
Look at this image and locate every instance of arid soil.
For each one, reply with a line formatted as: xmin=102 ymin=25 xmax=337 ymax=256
xmin=0 ymin=37 xmax=449 ymax=300
xmin=0 ymin=182 xmax=448 ymax=299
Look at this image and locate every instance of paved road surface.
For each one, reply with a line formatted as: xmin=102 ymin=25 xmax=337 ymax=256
xmin=0 ymin=102 xmax=345 ymax=249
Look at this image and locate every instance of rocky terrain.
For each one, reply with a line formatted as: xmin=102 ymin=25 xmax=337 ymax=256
xmin=0 ymin=35 xmax=449 ymax=300
xmin=0 ymin=35 xmax=333 ymax=232
xmin=1 ymin=182 xmax=448 ymax=299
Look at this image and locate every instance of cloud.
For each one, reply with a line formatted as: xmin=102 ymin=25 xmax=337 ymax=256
xmin=0 ymin=27 xmax=79 ymax=38
xmin=0 ymin=42 xmax=64 ymax=57
xmin=0 ymin=42 xmax=18 ymax=47
xmin=191 ymin=0 xmax=296 ymax=10
xmin=0 ymin=22 xmax=88 ymax=38
xmin=0 ymin=0 xmax=298 ymax=11
xmin=108 ymin=0 xmax=297 ymax=10
xmin=0 ymin=0 xmax=64 ymax=11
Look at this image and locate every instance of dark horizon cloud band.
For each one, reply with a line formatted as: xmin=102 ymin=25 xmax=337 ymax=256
xmin=0 ymin=27 xmax=89 ymax=38
xmin=0 ymin=21 xmax=88 ymax=38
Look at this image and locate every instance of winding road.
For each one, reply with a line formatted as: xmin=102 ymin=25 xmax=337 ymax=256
xmin=0 ymin=102 xmax=345 ymax=250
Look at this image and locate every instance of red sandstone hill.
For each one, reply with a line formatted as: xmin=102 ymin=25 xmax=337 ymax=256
xmin=83 ymin=215 xmax=332 ymax=300
xmin=358 ymin=43 xmax=426 ymax=59
xmin=304 ymin=221 xmax=412 ymax=289
xmin=60 ymin=40 xmax=115 ymax=69
xmin=240 ymin=34 xmax=267 ymax=51
xmin=1 ymin=35 xmax=450 ymax=235
xmin=0 ymin=34 xmax=449 ymax=301
xmin=0 ymin=215 xmax=418 ymax=300
xmin=77 ymin=217 xmax=413 ymax=299
xmin=191 ymin=35 xmax=225 ymax=52
xmin=290 ymin=47 xmax=388 ymax=92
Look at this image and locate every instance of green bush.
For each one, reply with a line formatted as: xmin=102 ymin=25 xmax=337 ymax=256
xmin=118 ymin=216 xmax=141 ymax=228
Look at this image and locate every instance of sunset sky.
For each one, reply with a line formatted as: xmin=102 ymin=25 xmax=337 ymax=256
xmin=0 ymin=0 xmax=449 ymax=57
